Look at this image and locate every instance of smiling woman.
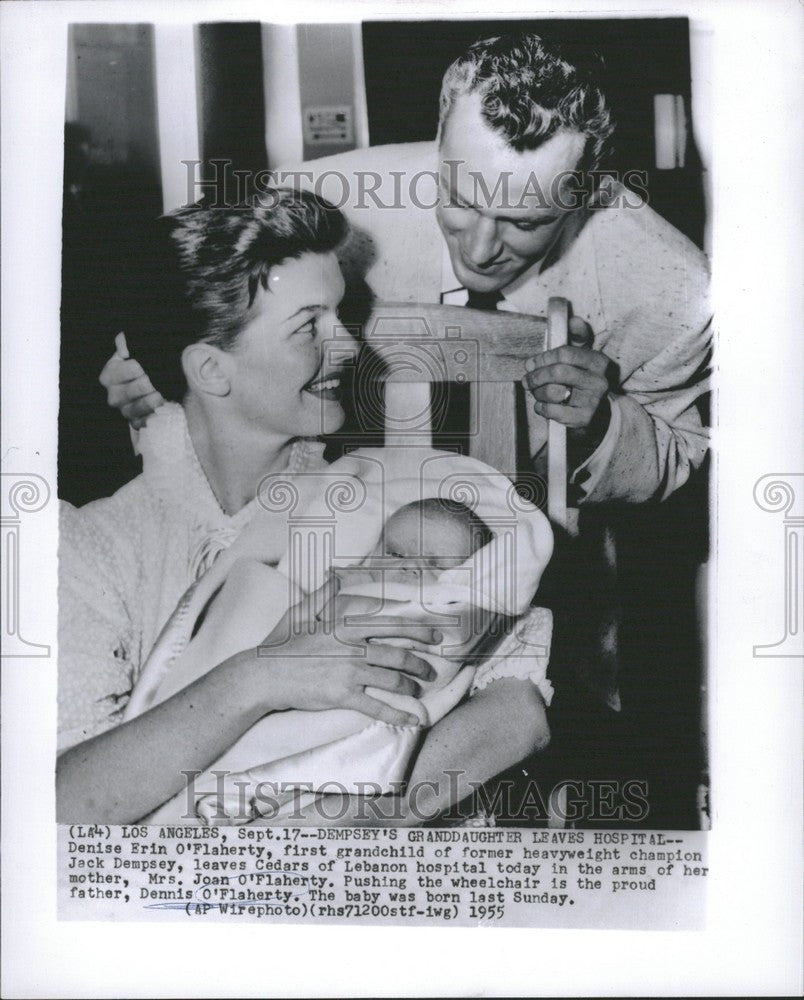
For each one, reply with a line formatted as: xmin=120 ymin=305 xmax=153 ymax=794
xmin=121 ymin=188 xmax=350 ymax=409
xmin=57 ymin=190 xmax=446 ymax=824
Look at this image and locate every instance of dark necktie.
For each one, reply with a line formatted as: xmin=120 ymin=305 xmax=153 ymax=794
xmin=466 ymin=289 xmax=503 ymax=311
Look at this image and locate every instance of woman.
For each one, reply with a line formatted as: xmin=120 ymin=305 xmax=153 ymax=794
xmin=58 ymin=190 xmax=548 ymax=825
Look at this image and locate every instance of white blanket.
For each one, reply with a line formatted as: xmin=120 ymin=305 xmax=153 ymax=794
xmin=128 ymin=447 xmax=554 ymax=824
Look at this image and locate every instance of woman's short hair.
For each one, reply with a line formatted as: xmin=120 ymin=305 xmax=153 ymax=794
xmin=438 ymin=32 xmax=615 ymax=173
xmin=120 ymin=188 xmax=347 ymax=402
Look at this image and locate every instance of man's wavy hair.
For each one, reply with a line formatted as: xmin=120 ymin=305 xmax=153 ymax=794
xmin=438 ymin=33 xmax=615 ymax=173
xmin=120 ymin=188 xmax=347 ymax=402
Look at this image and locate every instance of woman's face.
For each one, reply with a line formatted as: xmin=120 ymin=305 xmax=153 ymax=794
xmin=227 ymin=251 xmax=356 ymax=439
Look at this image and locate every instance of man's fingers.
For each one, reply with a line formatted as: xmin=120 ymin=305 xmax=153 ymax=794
xmin=531 ymin=400 xmax=588 ymax=426
xmin=531 ymin=382 xmax=598 ymax=405
xmin=525 ymin=345 xmax=609 ymax=376
xmin=120 ymin=391 xmax=165 ymax=423
xmin=114 ymin=331 xmax=130 ymax=359
xmin=524 ymin=362 xmax=601 ymax=392
xmin=108 ymin=358 xmax=147 ymax=385
xmin=363 ymin=643 xmax=436 ymax=681
xmin=568 ymin=316 xmax=593 ymax=348
xmin=109 ymin=372 xmax=156 ymax=402
xmin=328 ymin=592 xmax=384 ymax=620
xmin=349 ymin=692 xmax=420 ymax=726
xmin=100 ymin=356 xmax=146 ymax=390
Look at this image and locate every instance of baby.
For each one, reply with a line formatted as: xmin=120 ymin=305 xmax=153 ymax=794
xmin=343 ymin=497 xmax=493 ymax=587
xmin=172 ymin=500 xmax=498 ymax=825
xmin=127 ymin=446 xmax=555 ymax=825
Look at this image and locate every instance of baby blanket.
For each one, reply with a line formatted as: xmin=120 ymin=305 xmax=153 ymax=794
xmin=127 ymin=446 xmax=554 ymax=824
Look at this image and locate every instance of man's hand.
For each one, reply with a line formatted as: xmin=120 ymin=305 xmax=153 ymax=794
xmin=523 ymin=317 xmax=614 ymax=460
xmin=99 ymin=332 xmax=164 ymax=428
xmin=252 ymin=575 xmax=442 ymax=726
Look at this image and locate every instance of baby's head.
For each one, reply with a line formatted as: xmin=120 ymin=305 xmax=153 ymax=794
xmin=362 ymin=498 xmax=492 ymax=586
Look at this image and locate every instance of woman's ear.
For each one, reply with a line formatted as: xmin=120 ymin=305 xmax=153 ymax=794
xmin=181 ymin=343 xmax=232 ymax=397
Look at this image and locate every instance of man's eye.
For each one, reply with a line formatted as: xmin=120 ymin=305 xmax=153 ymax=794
xmin=297 ymin=320 xmax=317 ymax=336
xmin=511 ymin=217 xmax=558 ymax=232
xmin=440 ymin=187 xmax=472 ymax=211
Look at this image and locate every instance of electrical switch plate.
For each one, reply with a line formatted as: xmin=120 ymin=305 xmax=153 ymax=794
xmin=303 ymin=105 xmax=354 ymax=145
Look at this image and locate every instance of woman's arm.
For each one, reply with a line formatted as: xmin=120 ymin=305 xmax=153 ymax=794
xmin=57 ymin=583 xmax=441 ymax=824
xmin=57 ymin=649 xmax=272 ymax=824
xmin=277 ymin=677 xmax=550 ymax=827
xmin=401 ymin=677 xmax=550 ymax=822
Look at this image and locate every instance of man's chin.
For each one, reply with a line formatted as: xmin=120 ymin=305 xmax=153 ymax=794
xmin=454 ymin=259 xmax=519 ymax=294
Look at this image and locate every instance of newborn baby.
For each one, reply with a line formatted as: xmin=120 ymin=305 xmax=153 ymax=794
xmin=127 ymin=446 xmax=555 ymax=825
xmin=344 ymin=497 xmax=493 ymax=587
xmin=186 ymin=499 xmax=498 ymax=825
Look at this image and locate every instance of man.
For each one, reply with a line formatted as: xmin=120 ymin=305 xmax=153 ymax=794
xmin=102 ymin=33 xmax=711 ymax=824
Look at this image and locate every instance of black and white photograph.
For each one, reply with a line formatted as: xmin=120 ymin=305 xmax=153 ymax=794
xmin=1 ymin=0 xmax=801 ymax=996
xmin=57 ymin=16 xmax=711 ymax=830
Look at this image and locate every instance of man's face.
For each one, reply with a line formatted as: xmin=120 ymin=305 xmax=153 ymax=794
xmin=226 ymin=251 xmax=355 ymax=438
xmin=437 ymin=93 xmax=586 ymax=293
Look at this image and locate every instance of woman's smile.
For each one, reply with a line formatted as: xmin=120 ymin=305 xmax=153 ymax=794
xmin=302 ymin=370 xmax=344 ymax=402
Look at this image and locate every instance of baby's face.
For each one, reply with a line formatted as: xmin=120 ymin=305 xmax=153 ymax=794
xmin=361 ymin=506 xmax=476 ymax=586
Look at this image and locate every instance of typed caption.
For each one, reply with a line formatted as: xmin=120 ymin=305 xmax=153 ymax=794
xmin=59 ymin=825 xmax=707 ymax=930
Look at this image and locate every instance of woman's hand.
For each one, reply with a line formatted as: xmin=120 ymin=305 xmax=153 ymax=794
xmin=250 ymin=575 xmax=442 ymax=726
xmin=99 ymin=332 xmax=164 ymax=428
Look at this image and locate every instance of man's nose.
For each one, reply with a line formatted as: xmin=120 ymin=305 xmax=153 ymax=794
xmin=462 ymin=215 xmax=502 ymax=267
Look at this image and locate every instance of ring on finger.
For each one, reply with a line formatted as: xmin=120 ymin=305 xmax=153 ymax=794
xmin=560 ymin=386 xmax=573 ymax=404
